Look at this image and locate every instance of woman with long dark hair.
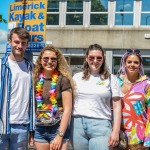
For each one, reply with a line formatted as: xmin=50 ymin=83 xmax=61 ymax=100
xmin=70 ymin=44 xmax=122 ymax=150
xmin=117 ymin=49 xmax=150 ymax=150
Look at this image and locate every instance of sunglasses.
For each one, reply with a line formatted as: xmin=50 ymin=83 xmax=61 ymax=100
xmin=88 ymin=56 xmax=103 ymax=62
xmin=126 ymin=49 xmax=141 ymax=55
xmin=42 ymin=57 xmax=57 ymax=63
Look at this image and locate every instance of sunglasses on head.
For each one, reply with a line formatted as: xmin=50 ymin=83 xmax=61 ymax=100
xmin=126 ymin=49 xmax=141 ymax=55
xmin=88 ymin=56 xmax=103 ymax=62
xmin=42 ymin=57 xmax=57 ymax=63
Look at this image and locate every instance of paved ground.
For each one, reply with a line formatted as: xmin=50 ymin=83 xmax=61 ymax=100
xmin=28 ymin=142 xmax=73 ymax=150
xmin=28 ymin=144 xmax=150 ymax=150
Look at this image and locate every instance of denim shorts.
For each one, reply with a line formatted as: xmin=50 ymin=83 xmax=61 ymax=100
xmin=70 ymin=116 xmax=112 ymax=150
xmin=0 ymin=124 xmax=29 ymax=150
xmin=34 ymin=123 xmax=70 ymax=143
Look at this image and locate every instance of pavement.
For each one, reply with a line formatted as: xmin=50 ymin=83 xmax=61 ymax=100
xmin=28 ymin=142 xmax=73 ymax=150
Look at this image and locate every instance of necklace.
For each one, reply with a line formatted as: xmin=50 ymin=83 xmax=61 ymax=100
xmin=124 ymin=76 xmax=141 ymax=85
xmin=35 ymin=70 xmax=59 ymax=116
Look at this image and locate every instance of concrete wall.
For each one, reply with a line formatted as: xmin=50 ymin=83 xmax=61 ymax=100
xmin=46 ymin=27 xmax=150 ymax=49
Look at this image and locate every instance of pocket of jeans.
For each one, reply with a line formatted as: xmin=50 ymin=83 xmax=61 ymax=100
xmin=93 ymin=119 xmax=111 ymax=127
xmin=35 ymin=126 xmax=46 ymax=135
xmin=90 ymin=119 xmax=112 ymax=136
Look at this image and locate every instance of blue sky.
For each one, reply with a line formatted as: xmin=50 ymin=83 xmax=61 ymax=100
xmin=0 ymin=0 xmax=14 ymax=31
xmin=0 ymin=0 xmax=14 ymax=52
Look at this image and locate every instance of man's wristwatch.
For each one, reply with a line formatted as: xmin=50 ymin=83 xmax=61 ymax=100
xmin=58 ymin=130 xmax=64 ymax=137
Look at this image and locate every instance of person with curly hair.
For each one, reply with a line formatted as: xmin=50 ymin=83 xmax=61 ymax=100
xmin=31 ymin=45 xmax=73 ymax=150
xmin=70 ymin=44 xmax=122 ymax=150
xmin=117 ymin=49 xmax=150 ymax=150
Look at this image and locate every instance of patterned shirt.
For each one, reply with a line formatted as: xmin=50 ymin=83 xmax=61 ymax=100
xmin=118 ymin=75 xmax=150 ymax=147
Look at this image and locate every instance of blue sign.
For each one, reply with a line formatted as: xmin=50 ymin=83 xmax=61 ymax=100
xmin=6 ymin=42 xmax=45 ymax=52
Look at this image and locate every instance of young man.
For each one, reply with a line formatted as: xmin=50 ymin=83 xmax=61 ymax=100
xmin=0 ymin=27 xmax=35 ymax=150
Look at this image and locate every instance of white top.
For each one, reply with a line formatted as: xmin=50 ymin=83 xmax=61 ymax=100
xmin=8 ymin=58 xmax=31 ymax=124
xmin=72 ymin=72 xmax=122 ymax=120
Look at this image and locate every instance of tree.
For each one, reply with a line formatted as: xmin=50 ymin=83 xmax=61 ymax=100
xmin=0 ymin=14 xmax=7 ymax=23
xmin=66 ymin=0 xmax=83 ymax=25
xmin=90 ymin=0 xmax=108 ymax=25
xmin=66 ymin=0 xmax=108 ymax=25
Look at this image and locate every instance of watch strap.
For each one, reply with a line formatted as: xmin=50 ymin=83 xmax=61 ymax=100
xmin=58 ymin=130 xmax=64 ymax=137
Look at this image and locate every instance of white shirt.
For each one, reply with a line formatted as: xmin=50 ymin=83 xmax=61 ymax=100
xmin=72 ymin=72 xmax=122 ymax=120
xmin=8 ymin=58 xmax=31 ymax=124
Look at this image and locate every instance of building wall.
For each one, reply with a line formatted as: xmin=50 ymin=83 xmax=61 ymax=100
xmin=13 ymin=0 xmax=150 ymax=75
xmin=46 ymin=27 xmax=150 ymax=49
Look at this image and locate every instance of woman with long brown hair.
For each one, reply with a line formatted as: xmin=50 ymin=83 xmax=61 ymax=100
xmin=32 ymin=45 xmax=73 ymax=150
xmin=70 ymin=44 xmax=122 ymax=150
xmin=117 ymin=49 xmax=150 ymax=150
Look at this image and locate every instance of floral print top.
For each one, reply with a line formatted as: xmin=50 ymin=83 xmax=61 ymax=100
xmin=118 ymin=75 xmax=150 ymax=147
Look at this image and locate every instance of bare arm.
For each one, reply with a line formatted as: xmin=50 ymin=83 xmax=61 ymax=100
xmin=108 ymin=97 xmax=122 ymax=147
xmin=112 ymin=97 xmax=122 ymax=133
xmin=58 ymin=89 xmax=72 ymax=134
xmin=50 ymin=89 xmax=72 ymax=150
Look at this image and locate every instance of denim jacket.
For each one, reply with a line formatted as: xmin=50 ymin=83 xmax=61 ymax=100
xmin=0 ymin=53 xmax=35 ymax=134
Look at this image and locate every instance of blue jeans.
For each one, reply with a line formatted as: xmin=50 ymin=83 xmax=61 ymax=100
xmin=34 ymin=123 xmax=70 ymax=143
xmin=0 ymin=124 xmax=29 ymax=150
xmin=70 ymin=116 xmax=112 ymax=150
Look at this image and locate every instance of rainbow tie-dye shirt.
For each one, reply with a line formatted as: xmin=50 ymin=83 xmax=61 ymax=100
xmin=118 ymin=75 xmax=150 ymax=147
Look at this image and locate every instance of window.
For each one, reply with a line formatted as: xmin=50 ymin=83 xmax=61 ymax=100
xmin=142 ymin=57 xmax=150 ymax=76
xmin=113 ymin=57 xmax=121 ymax=75
xmin=141 ymin=0 xmax=150 ymax=25
xmin=115 ymin=0 xmax=134 ymax=25
xmin=47 ymin=0 xmax=59 ymax=25
xmin=142 ymin=0 xmax=150 ymax=11
xmin=66 ymin=0 xmax=83 ymax=25
xmin=90 ymin=0 xmax=108 ymax=25
xmin=70 ymin=56 xmax=84 ymax=75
